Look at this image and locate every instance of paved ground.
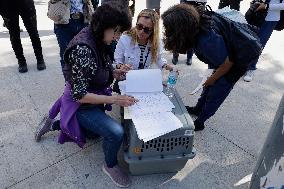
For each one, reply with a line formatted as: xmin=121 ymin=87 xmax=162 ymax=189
xmin=0 ymin=0 xmax=283 ymax=188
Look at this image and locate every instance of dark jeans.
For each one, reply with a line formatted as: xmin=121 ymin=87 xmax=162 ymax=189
xmin=76 ymin=106 xmax=124 ymax=168
xmin=195 ymin=77 xmax=233 ymax=124
xmin=248 ymin=21 xmax=278 ymax=70
xmin=1 ymin=0 xmax=43 ymax=64
xmin=218 ymin=0 xmax=241 ymax=11
xmin=54 ymin=18 xmax=87 ymax=69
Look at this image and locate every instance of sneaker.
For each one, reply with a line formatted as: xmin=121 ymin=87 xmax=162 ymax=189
xmin=243 ymin=70 xmax=255 ymax=82
xmin=185 ymin=106 xmax=201 ymax=116
xmin=194 ymin=120 xmax=205 ymax=132
xmin=35 ymin=114 xmax=54 ymax=142
xmin=102 ymin=163 xmax=130 ymax=188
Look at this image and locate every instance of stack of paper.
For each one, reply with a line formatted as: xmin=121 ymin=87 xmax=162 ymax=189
xmin=121 ymin=69 xmax=183 ymax=142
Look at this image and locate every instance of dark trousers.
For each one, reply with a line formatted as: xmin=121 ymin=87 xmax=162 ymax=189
xmin=248 ymin=21 xmax=278 ymax=70
xmin=195 ymin=77 xmax=233 ymax=124
xmin=54 ymin=18 xmax=87 ymax=69
xmin=173 ymin=49 xmax=194 ymax=61
xmin=218 ymin=0 xmax=241 ymax=11
xmin=1 ymin=0 xmax=43 ymax=64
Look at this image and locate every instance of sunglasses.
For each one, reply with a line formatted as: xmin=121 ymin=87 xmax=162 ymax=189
xmin=114 ymin=26 xmax=122 ymax=34
xmin=136 ymin=23 xmax=153 ymax=34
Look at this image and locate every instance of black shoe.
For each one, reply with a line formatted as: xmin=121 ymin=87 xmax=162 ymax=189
xmin=37 ymin=60 xmax=46 ymax=71
xmin=194 ymin=120 xmax=205 ymax=131
xmin=185 ymin=106 xmax=201 ymax=116
xmin=186 ymin=59 xmax=192 ymax=66
xmin=18 ymin=62 xmax=28 ymax=73
xmin=172 ymin=56 xmax=178 ymax=65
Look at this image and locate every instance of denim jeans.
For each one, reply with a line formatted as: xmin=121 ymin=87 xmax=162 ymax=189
xmin=248 ymin=21 xmax=278 ymax=70
xmin=76 ymin=106 xmax=124 ymax=168
xmin=195 ymin=77 xmax=233 ymax=124
xmin=54 ymin=18 xmax=88 ymax=69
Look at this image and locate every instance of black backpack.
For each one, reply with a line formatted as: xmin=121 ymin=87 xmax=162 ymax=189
xmin=197 ymin=10 xmax=262 ymax=84
xmin=274 ymin=0 xmax=284 ymax=31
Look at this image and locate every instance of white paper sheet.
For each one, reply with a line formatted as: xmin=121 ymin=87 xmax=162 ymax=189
xmin=126 ymin=69 xmax=163 ymax=93
xmin=132 ymin=112 xmax=183 ymax=142
xmin=121 ymin=69 xmax=183 ymax=141
xmin=127 ymin=92 xmax=175 ymax=113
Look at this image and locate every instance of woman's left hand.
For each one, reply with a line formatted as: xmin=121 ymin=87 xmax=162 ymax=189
xmin=164 ymin=64 xmax=174 ymax=71
xmin=164 ymin=64 xmax=180 ymax=75
xmin=203 ymin=76 xmax=216 ymax=88
xmin=113 ymin=69 xmax=128 ymax=81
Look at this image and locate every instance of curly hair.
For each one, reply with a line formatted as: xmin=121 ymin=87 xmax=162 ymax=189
xmin=161 ymin=4 xmax=201 ymax=54
xmin=126 ymin=9 xmax=160 ymax=64
xmin=91 ymin=2 xmax=132 ymax=48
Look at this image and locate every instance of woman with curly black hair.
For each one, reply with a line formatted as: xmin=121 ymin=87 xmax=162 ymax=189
xmin=35 ymin=3 xmax=135 ymax=187
xmin=161 ymin=4 xmax=262 ymax=131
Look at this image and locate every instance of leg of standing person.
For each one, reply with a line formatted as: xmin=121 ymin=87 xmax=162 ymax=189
xmin=172 ymin=52 xmax=179 ymax=65
xmin=218 ymin=0 xmax=230 ymax=9
xmin=2 ymin=15 xmax=28 ymax=73
xmin=186 ymin=49 xmax=194 ymax=65
xmin=244 ymin=21 xmax=278 ymax=82
xmin=229 ymin=0 xmax=241 ymax=11
xmin=20 ymin=0 xmax=46 ymax=70
xmin=54 ymin=17 xmax=87 ymax=70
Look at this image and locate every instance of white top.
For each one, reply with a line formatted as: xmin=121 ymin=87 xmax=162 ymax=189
xmin=114 ymin=34 xmax=167 ymax=70
xmin=266 ymin=0 xmax=284 ymax=21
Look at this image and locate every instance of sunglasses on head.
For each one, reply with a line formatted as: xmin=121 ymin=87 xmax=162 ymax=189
xmin=136 ymin=23 xmax=152 ymax=34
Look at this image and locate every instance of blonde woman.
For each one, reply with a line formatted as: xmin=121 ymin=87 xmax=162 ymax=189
xmin=114 ymin=9 xmax=173 ymax=72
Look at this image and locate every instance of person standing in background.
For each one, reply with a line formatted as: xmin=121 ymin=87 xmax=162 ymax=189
xmin=172 ymin=0 xmax=207 ymax=66
xmin=218 ymin=0 xmax=242 ymax=11
xmin=243 ymin=0 xmax=284 ymax=82
xmin=53 ymin=0 xmax=94 ymax=71
xmin=0 ymin=0 xmax=46 ymax=73
xmin=146 ymin=0 xmax=161 ymax=16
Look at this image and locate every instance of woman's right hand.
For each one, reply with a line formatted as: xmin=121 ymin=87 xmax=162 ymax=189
xmin=112 ymin=95 xmax=138 ymax=107
xmin=256 ymin=2 xmax=268 ymax=11
xmin=120 ymin=64 xmax=133 ymax=72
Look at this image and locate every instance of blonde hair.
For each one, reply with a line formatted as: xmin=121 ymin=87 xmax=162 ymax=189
xmin=126 ymin=9 xmax=160 ymax=64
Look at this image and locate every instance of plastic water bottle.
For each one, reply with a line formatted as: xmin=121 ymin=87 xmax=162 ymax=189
xmin=165 ymin=70 xmax=177 ymax=98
